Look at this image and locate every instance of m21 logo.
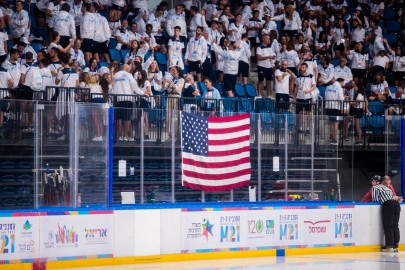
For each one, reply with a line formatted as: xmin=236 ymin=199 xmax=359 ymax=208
xmin=335 ymin=222 xmax=352 ymax=238
xmin=279 ymin=224 xmax=298 ymax=240
xmin=220 ymin=225 xmax=240 ymax=242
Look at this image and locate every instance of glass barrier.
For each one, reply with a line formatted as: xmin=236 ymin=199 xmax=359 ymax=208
xmin=34 ymin=101 xmax=110 ymax=208
xmin=0 ymin=95 xmax=403 ymax=209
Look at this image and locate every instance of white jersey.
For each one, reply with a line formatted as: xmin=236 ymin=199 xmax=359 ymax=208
xmin=80 ymin=12 xmax=96 ymax=39
xmin=1 ymin=60 xmax=21 ymax=89
xmin=94 ymin=13 xmax=111 ymax=42
xmin=0 ymin=67 xmax=12 ymax=88
xmin=53 ymin=10 xmax=76 ymax=38
xmin=257 ymin=44 xmax=275 ymax=68
xmin=185 ymin=36 xmax=208 ymax=62
xmin=112 ymin=71 xmax=144 ymax=98
xmin=168 ymin=38 xmax=185 ymax=69
xmin=57 ymin=67 xmax=79 ymax=88
xmin=295 ymin=73 xmax=316 ymax=100
xmin=347 ymin=50 xmax=368 ymax=69
xmin=325 ymin=81 xmax=344 ymax=109
xmin=40 ymin=67 xmax=53 ymax=91
xmin=274 ymin=68 xmax=291 ymax=95
xmin=10 ymin=10 xmax=29 ymax=38
xmin=211 ymin=44 xmax=243 ymax=75
xmin=334 ymin=65 xmax=353 ymax=84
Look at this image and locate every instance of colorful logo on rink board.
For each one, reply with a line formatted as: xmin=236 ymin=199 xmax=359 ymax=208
xmin=185 ymin=218 xmax=214 ymax=241
xmin=0 ymin=223 xmax=15 ymax=254
xmin=201 ymin=219 xmax=214 ymax=240
xmin=266 ymin=220 xmax=275 ymax=235
xmin=55 ymin=224 xmax=79 ymax=246
xmin=220 ymin=216 xmax=240 ymax=243
xmin=85 ymin=228 xmax=108 ymax=239
xmin=23 ymin=220 xmax=33 ymax=231
xmin=334 ymin=213 xmax=353 ymax=238
xmin=279 ymin=214 xmax=298 ymax=240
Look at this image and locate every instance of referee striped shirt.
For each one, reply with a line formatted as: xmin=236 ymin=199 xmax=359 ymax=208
xmin=372 ymin=184 xmax=394 ymax=204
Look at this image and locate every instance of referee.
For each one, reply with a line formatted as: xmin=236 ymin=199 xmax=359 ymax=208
xmin=372 ymin=175 xmax=403 ymax=252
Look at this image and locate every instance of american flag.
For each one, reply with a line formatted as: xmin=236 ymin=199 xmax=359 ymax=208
xmin=181 ymin=112 xmax=251 ymax=191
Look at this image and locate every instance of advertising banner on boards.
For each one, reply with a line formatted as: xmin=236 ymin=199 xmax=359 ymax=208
xmin=39 ymin=212 xmax=114 ymax=258
xmin=181 ymin=206 xmax=355 ymax=252
xmin=0 ymin=215 xmax=40 ymax=261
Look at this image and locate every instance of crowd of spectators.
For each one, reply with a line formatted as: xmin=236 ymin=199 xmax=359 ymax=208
xmin=0 ymin=0 xmax=404 ymax=142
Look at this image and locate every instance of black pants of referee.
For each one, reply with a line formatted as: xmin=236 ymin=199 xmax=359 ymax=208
xmin=382 ymin=200 xmax=401 ymax=247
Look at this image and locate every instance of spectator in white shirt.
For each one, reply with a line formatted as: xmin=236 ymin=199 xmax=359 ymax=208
xmin=211 ymin=39 xmax=243 ymax=97
xmin=53 ymin=3 xmax=76 ymax=48
xmin=185 ymin=26 xmax=207 ymax=82
xmin=280 ymin=41 xmax=300 ymax=75
xmin=189 ymin=6 xmax=207 ymax=37
xmin=166 ymin=5 xmax=187 ymax=38
xmin=80 ymin=3 xmax=96 ymax=61
xmin=369 ymin=71 xmax=389 ymax=102
xmin=317 ymin=58 xmax=335 ymax=86
xmin=147 ymin=6 xmax=165 ymax=44
xmin=112 ymin=64 xmax=145 ymax=141
xmin=346 ymin=41 xmax=368 ymax=86
xmin=38 ymin=57 xmax=53 ymax=91
xmin=0 ymin=29 xmax=8 ymax=64
xmin=385 ymin=41 xmax=405 ymax=87
xmin=128 ymin=21 xmax=142 ymax=42
xmin=256 ymin=34 xmax=276 ymax=97
xmin=294 ymin=62 xmax=316 ymax=134
xmin=115 ymin=20 xmax=131 ymax=50
xmin=334 ymin=57 xmax=353 ymax=85
xmin=10 ymin=1 xmax=29 ymax=44
xmin=1 ymin=48 xmax=21 ymax=89
xmin=237 ymin=35 xmax=251 ymax=85
xmin=271 ymin=4 xmax=302 ymax=40
xmin=167 ymin=26 xmax=185 ymax=69
xmin=202 ymin=0 xmax=219 ymax=26
xmin=70 ymin=38 xmax=85 ymax=67
xmin=274 ymin=60 xmax=296 ymax=110
xmin=0 ymin=65 xmax=13 ymax=89
xmin=325 ymin=78 xmax=345 ymax=145
xmin=227 ymin=14 xmax=246 ymax=42
xmin=69 ymin=0 xmax=82 ymax=37
xmin=92 ymin=2 xmax=111 ymax=63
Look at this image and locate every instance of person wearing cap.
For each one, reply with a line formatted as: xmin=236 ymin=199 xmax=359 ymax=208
xmin=372 ymin=175 xmax=403 ymax=252
xmin=334 ymin=57 xmax=353 ymax=85
xmin=325 ymin=77 xmax=345 ymax=145
xmin=53 ymin=3 xmax=76 ymax=48
xmin=361 ymin=175 xmax=383 ymax=202
xmin=9 ymin=1 xmax=29 ymax=45
xmin=13 ymin=37 xmax=37 ymax=65
xmin=262 ymin=11 xmax=278 ymax=37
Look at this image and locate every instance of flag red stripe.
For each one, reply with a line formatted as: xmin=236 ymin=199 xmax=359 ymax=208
xmin=183 ymin=168 xmax=251 ymax=180
xmin=208 ymin=114 xmax=250 ymax=123
xmin=182 ymin=157 xmax=251 ymax=169
xmin=182 ymin=180 xmax=250 ymax=191
xmin=208 ymin=135 xmax=250 ymax=146
xmin=208 ymin=146 xmax=250 ymax=157
xmin=208 ymin=124 xmax=250 ymax=135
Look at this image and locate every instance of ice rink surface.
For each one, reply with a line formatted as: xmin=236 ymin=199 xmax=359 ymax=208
xmin=60 ymin=252 xmax=404 ymax=270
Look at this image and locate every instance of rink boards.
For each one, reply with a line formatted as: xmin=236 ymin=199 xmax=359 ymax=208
xmin=0 ymin=202 xmax=402 ymax=267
